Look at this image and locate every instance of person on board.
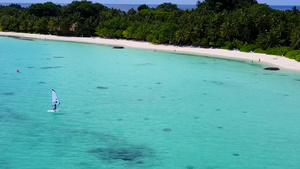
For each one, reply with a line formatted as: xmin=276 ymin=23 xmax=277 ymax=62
xmin=53 ymin=101 xmax=57 ymax=110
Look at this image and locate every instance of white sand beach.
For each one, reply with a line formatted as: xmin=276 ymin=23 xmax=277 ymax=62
xmin=1 ymin=31 xmax=300 ymax=72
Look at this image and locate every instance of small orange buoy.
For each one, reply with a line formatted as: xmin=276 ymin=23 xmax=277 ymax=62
xmin=16 ymin=70 xmax=20 ymax=72
xmin=154 ymin=50 xmax=156 ymax=52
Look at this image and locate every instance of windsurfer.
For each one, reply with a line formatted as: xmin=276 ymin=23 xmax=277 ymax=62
xmin=53 ymin=101 xmax=57 ymax=110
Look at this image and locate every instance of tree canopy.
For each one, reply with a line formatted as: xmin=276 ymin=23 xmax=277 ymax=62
xmin=28 ymin=2 xmax=61 ymax=17
xmin=197 ymin=0 xmax=258 ymax=12
xmin=1 ymin=0 xmax=300 ymax=61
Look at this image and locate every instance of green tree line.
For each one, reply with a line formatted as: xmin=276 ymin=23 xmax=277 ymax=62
xmin=1 ymin=0 xmax=300 ymax=61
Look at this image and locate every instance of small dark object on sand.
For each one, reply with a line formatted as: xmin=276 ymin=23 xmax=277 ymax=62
xmin=113 ymin=46 xmax=124 ymax=49
xmin=264 ymin=67 xmax=280 ymax=71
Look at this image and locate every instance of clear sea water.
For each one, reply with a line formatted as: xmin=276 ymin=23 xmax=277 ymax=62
xmin=1 ymin=36 xmax=300 ymax=169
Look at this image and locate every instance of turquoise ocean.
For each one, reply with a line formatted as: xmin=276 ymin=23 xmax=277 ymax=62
xmin=1 ymin=36 xmax=300 ymax=169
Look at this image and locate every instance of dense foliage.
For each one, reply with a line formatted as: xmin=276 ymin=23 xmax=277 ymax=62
xmin=1 ymin=0 xmax=300 ymax=61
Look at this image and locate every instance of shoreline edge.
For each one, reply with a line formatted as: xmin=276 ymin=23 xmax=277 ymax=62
xmin=1 ymin=31 xmax=300 ymax=72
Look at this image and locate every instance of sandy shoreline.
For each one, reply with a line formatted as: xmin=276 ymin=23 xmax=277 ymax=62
xmin=1 ymin=31 xmax=300 ymax=72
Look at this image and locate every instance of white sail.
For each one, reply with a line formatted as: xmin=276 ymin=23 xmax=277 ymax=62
xmin=52 ymin=89 xmax=60 ymax=110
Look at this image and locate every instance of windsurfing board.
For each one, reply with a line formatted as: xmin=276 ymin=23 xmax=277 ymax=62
xmin=47 ymin=110 xmax=59 ymax=112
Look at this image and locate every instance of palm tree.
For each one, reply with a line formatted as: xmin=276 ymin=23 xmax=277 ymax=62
xmin=291 ymin=25 xmax=300 ymax=49
xmin=220 ymin=21 xmax=234 ymax=41
xmin=34 ymin=17 xmax=49 ymax=33
xmin=256 ymin=28 xmax=282 ymax=49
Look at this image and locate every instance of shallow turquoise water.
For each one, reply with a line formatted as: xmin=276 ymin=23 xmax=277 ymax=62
xmin=1 ymin=36 xmax=300 ymax=169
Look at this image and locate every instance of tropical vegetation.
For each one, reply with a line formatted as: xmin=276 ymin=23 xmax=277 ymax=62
xmin=1 ymin=0 xmax=300 ymax=61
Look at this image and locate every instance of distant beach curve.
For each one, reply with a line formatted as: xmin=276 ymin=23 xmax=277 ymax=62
xmin=1 ymin=31 xmax=300 ymax=72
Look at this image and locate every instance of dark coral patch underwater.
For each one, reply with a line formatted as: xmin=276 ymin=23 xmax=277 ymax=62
xmin=2 ymin=92 xmax=14 ymax=96
xmin=88 ymin=146 xmax=154 ymax=164
xmin=96 ymin=86 xmax=109 ymax=89
xmin=163 ymin=128 xmax=172 ymax=132
xmin=41 ymin=66 xmax=62 ymax=69
xmin=233 ymin=153 xmax=240 ymax=156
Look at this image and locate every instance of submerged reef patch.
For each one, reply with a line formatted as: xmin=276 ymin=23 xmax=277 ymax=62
xmin=211 ymin=81 xmax=224 ymax=85
xmin=232 ymin=153 xmax=240 ymax=156
xmin=2 ymin=92 xmax=14 ymax=96
xmin=0 ymin=109 xmax=27 ymax=121
xmin=6 ymin=36 xmax=34 ymax=41
xmin=41 ymin=66 xmax=62 ymax=69
xmin=0 ymin=158 xmax=9 ymax=167
xmin=88 ymin=145 xmax=153 ymax=164
xmin=163 ymin=128 xmax=172 ymax=132
xmin=96 ymin=86 xmax=109 ymax=89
